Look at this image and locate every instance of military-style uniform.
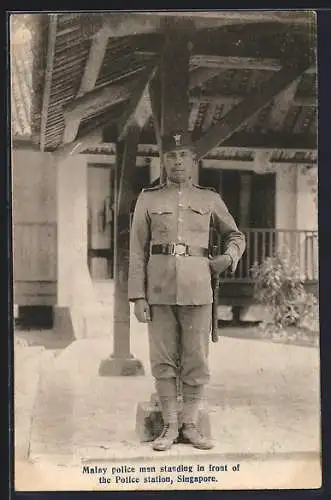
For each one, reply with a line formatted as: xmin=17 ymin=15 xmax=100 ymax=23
xmin=128 ymin=179 xmax=245 ymax=447
xmin=128 ymin=181 xmax=245 ymax=306
xmin=128 ymin=129 xmax=245 ymax=450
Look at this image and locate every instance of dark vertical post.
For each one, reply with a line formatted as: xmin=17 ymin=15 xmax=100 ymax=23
xmin=99 ymin=123 xmax=144 ymax=376
xmin=160 ymin=18 xmax=195 ymax=181
xmin=149 ymin=72 xmax=165 ymax=183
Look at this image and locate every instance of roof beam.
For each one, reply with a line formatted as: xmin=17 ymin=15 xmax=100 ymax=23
xmin=135 ymin=52 xmax=316 ymax=74
xmin=200 ymin=157 xmax=316 ymax=169
xmin=212 ymin=131 xmax=317 ymax=151
xmin=192 ymin=95 xmax=241 ymax=106
xmin=76 ymin=24 xmax=110 ymax=96
xmin=102 ymin=13 xmax=162 ymax=38
xmin=190 ymin=92 xmax=316 ymax=107
xmin=62 ymin=78 xmax=138 ymax=144
xmin=52 ymin=139 xmax=87 ymax=162
xmin=200 ymin=101 xmax=218 ymax=132
xmin=119 ymin=86 xmax=152 ymax=138
xmin=194 ymin=58 xmax=312 ymax=160
xmin=53 ymin=129 xmax=103 ymax=162
xmin=269 ymin=80 xmax=299 ymax=129
xmin=64 ymin=76 xmax=141 ymax=116
xmin=189 ymin=67 xmax=222 ymax=89
xmin=117 ymin=61 xmax=156 ymax=140
xmin=190 ymin=55 xmax=316 ymax=73
xmin=148 ymin=71 xmax=162 ymax=149
xmin=61 ymin=22 xmax=113 ymax=145
xmin=189 ymin=100 xmax=203 ymax=131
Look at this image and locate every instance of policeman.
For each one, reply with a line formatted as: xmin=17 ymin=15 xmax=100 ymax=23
xmin=128 ymin=131 xmax=246 ymax=451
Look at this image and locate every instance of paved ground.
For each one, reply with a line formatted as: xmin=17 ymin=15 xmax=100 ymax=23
xmin=14 ymin=322 xmax=322 ymax=490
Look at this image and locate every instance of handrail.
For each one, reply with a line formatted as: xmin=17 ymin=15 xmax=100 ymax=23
xmin=214 ymin=228 xmax=318 ymax=282
xmin=238 ymin=228 xmax=318 ymax=233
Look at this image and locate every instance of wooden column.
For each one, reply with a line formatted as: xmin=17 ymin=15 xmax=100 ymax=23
xmin=149 ymin=72 xmax=164 ymax=182
xmin=162 ymin=19 xmax=195 ymax=182
xmin=99 ymin=123 xmax=144 ymax=376
xmin=149 ymin=19 xmax=195 ymax=183
xmin=160 ymin=21 xmax=191 ymax=134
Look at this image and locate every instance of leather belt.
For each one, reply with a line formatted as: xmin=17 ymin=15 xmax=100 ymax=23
xmin=151 ymin=243 xmax=209 ymax=257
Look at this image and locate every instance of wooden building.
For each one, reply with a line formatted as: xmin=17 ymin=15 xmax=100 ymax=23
xmin=11 ymin=12 xmax=318 ymax=343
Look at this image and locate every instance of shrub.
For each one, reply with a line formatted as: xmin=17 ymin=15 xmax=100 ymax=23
xmin=250 ymin=251 xmax=319 ymax=334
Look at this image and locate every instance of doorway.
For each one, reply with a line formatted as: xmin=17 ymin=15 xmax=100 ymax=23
xmin=87 ymin=163 xmax=115 ymax=280
xmin=87 ymin=162 xmax=151 ymax=281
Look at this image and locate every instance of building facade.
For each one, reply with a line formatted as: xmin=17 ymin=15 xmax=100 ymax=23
xmin=11 ymin=12 xmax=318 ymax=332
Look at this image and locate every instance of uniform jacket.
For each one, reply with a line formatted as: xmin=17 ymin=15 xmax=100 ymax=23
xmin=128 ymin=181 xmax=246 ymax=305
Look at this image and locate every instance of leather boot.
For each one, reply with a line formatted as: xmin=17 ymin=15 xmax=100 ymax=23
xmin=152 ymin=378 xmax=179 ymax=451
xmin=181 ymin=423 xmax=213 ymax=450
xmin=152 ymin=422 xmax=179 ymax=451
xmin=180 ymin=383 xmax=213 ymax=450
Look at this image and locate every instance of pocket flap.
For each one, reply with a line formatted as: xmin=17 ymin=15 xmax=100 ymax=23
xmin=150 ymin=208 xmax=173 ymax=215
xmin=188 ymin=206 xmax=210 ymax=215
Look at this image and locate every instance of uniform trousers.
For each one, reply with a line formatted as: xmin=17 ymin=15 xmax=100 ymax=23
xmin=147 ymin=304 xmax=212 ymax=387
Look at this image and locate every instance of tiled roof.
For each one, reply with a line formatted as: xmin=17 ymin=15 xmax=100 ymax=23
xmin=10 ymin=22 xmax=33 ymax=138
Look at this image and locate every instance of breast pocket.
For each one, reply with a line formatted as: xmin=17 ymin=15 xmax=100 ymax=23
xmin=150 ymin=208 xmax=174 ymax=234
xmin=186 ymin=206 xmax=211 ymax=232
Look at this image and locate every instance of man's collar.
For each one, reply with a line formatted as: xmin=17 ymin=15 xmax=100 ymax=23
xmin=166 ymin=178 xmax=193 ymax=189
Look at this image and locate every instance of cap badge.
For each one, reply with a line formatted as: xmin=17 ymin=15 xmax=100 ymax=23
xmin=173 ymin=134 xmax=181 ymax=146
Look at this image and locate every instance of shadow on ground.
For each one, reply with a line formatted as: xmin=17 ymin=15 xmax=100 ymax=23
xmin=14 ymin=328 xmax=74 ymax=351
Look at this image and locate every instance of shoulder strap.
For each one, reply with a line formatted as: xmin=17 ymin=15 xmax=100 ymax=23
xmin=142 ymin=183 xmax=166 ymax=192
xmin=193 ymin=183 xmax=217 ymax=193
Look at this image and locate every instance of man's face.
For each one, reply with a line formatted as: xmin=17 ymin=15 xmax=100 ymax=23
xmin=163 ymin=148 xmax=194 ymax=184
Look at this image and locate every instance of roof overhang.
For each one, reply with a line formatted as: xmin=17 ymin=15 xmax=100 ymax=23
xmin=11 ymin=11 xmax=317 ymax=161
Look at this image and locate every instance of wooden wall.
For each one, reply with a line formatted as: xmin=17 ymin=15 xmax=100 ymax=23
xmin=12 ymin=147 xmax=57 ymax=306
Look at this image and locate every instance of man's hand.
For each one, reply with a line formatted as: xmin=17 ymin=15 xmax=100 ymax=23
xmin=209 ymin=254 xmax=232 ymax=275
xmin=134 ymin=299 xmax=151 ymax=323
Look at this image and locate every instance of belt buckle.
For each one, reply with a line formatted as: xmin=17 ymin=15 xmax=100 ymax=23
xmin=172 ymin=243 xmax=187 ymax=256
